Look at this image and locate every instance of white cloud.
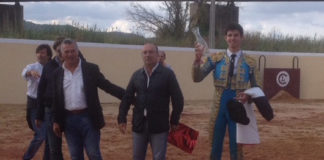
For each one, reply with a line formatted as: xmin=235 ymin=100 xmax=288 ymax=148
xmin=108 ymin=20 xmax=133 ymax=33
xmin=7 ymin=1 xmax=324 ymax=39
xmin=23 ymin=2 xmax=130 ymax=29
xmin=21 ymin=2 xmax=162 ymax=34
xmin=27 ymin=16 xmax=76 ymax=25
xmin=238 ymin=2 xmax=324 ymax=38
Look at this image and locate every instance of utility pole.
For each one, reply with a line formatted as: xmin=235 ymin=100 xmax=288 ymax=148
xmin=209 ymin=0 xmax=216 ymax=48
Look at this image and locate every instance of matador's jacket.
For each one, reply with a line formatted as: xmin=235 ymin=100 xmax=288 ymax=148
xmin=192 ymin=51 xmax=262 ymax=160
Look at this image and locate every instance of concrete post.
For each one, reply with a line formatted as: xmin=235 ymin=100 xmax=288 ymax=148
xmin=0 ymin=3 xmax=23 ymax=34
xmin=209 ymin=0 xmax=216 ymax=48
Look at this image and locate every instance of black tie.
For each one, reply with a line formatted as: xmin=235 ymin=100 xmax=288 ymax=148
xmin=229 ymin=54 xmax=236 ymax=77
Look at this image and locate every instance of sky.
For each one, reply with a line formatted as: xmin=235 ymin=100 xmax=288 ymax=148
xmin=3 ymin=1 xmax=324 ymax=38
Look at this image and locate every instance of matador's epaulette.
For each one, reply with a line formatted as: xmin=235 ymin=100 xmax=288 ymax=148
xmin=210 ymin=52 xmax=225 ymax=63
xmin=243 ymin=54 xmax=263 ymax=87
xmin=243 ymin=54 xmax=257 ymax=68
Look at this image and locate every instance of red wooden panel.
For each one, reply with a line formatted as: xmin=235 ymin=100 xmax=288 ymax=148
xmin=263 ymin=68 xmax=300 ymax=99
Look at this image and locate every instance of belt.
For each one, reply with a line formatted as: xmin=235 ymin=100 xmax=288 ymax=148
xmin=27 ymin=96 xmax=37 ymax=108
xmin=66 ymin=108 xmax=87 ymax=115
xmin=27 ymin=96 xmax=37 ymax=101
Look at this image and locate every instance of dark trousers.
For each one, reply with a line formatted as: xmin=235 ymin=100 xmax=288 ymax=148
xmin=23 ymin=96 xmax=50 ymax=160
xmin=211 ymin=89 xmax=238 ymax=160
xmin=45 ymin=107 xmax=64 ymax=160
xmin=64 ymin=112 xmax=102 ymax=160
xmin=132 ymin=121 xmax=169 ymax=160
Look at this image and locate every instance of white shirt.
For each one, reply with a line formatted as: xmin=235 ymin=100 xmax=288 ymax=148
xmin=227 ymin=49 xmax=242 ymax=75
xmin=165 ymin=64 xmax=173 ymax=71
xmin=21 ymin=62 xmax=43 ymax=99
xmin=62 ymin=59 xmax=87 ymax=111
xmin=236 ymin=102 xmax=260 ymax=144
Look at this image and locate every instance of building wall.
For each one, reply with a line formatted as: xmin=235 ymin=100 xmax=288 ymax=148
xmin=1 ymin=38 xmax=324 ymax=104
xmin=0 ymin=4 xmax=23 ymax=33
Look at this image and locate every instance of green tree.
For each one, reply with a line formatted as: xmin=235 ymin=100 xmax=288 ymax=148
xmin=128 ymin=1 xmax=190 ymax=40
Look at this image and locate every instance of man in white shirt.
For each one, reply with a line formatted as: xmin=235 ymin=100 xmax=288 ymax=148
xmin=52 ymin=39 xmax=125 ymax=160
xmin=22 ymin=44 xmax=52 ymax=160
xmin=159 ymin=50 xmax=172 ymax=70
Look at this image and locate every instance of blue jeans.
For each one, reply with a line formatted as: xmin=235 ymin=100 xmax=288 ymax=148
xmin=23 ymin=103 xmax=50 ymax=160
xmin=45 ymin=108 xmax=64 ymax=160
xmin=211 ymin=89 xmax=237 ymax=160
xmin=132 ymin=121 xmax=169 ymax=160
xmin=64 ymin=112 xmax=102 ymax=160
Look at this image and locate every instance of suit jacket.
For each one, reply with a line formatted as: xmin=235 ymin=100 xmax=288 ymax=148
xmin=118 ymin=64 xmax=184 ymax=133
xmin=52 ymin=60 xmax=125 ymax=130
xmin=36 ymin=57 xmax=61 ymax=121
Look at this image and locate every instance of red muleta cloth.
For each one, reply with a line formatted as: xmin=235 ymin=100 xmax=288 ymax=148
xmin=168 ymin=123 xmax=199 ymax=153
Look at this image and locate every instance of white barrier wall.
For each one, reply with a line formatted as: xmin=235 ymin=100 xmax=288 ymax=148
xmin=1 ymin=38 xmax=324 ymax=104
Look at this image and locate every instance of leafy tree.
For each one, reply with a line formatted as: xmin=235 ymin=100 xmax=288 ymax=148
xmin=128 ymin=1 xmax=190 ymax=40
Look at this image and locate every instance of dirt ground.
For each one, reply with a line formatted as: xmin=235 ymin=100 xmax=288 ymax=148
xmin=1 ymin=97 xmax=324 ymax=160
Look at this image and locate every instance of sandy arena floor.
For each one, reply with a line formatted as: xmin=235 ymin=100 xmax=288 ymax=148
xmin=1 ymin=96 xmax=324 ymax=159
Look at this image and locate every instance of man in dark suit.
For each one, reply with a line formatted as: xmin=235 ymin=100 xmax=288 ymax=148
xmin=52 ymin=39 xmax=125 ymax=160
xmin=36 ymin=37 xmax=87 ymax=160
xmin=118 ymin=43 xmax=184 ymax=160
xmin=36 ymin=37 xmax=65 ymax=160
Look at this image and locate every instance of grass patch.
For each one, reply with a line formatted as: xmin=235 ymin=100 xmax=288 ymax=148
xmin=1 ymin=21 xmax=324 ymax=53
